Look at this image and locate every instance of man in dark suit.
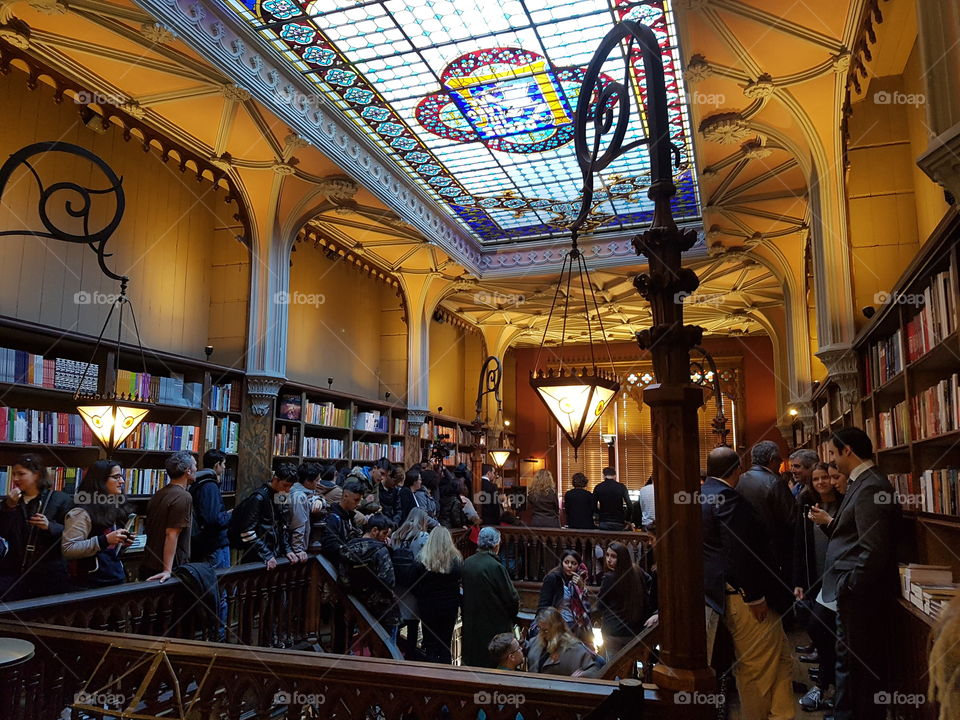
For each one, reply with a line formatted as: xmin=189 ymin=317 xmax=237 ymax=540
xmin=736 ymin=440 xmax=796 ymax=610
xmin=810 ymin=427 xmax=899 ymax=720
xmin=701 ymin=446 xmax=794 ymax=720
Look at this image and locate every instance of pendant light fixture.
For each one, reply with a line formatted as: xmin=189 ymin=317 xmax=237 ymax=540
xmin=529 ymin=234 xmax=620 ymax=457
xmin=75 ymin=278 xmax=151 ymax=453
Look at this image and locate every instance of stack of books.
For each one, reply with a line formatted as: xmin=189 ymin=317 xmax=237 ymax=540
xmin=353 ymin=410 xmax=389 ymax=433
xmin=864 ymin=330 xmax=904 ymax=393
xmin=301 ymin=436 xmax=345 ymax=459
xmin=205 ymin=416 xmax=239 ymax=454
xmin=114 ymin=370 xmax=202 ymax=407
xmin=905 ymin=267 xmax=958 ymax=362
xmin=919 ymin=467 xmax=959 ymax=516
xmin=910 ymin=373 xmax=960 ymax=440
xmin=120 ymin=422 xmax=201 ymax=452
xmin=304 ymin=399 xmax=350 ymax=427
xmin=0 ymin=406 xmax=95 ymax=446
xmin=900 ymin=563 xmax=959 ymax=619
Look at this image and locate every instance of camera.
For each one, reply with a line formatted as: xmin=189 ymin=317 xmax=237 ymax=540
xmin=424 ymin=433 xmax=454 ymax=464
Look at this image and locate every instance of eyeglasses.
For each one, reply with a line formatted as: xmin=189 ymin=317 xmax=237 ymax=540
xmin=108 ymin=473 xmax=124 ymax=480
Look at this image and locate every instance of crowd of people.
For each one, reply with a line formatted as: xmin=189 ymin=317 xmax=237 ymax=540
xmin=0 ymin=428 xmax=942 ymax=720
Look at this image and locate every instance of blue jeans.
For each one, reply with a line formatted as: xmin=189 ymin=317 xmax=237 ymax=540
xmin=209 ymin=546 xmax=230 ymax=640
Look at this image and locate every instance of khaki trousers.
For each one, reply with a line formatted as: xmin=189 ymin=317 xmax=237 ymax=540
xmin=724 ymin=593 xmax=795 ymax=720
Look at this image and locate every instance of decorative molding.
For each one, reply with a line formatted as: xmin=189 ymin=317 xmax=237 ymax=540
xmin=315 ymin=175 xmax=358 ymax=202
xmin=816 ymin=345 xmax=860 ymax=406
xmin=917 ymin=122 xmax=960 ymax=202
xmin=132 ymin=0 xmax=484 ymax=274
xmin=743 ymin=75 xmax=775 ymax=99
xmin=246 ymin=375 xmax=285 ymax=417
xmin=685 ymin=54 xmax=712 ymax=83
xmin=219 ymin=82 xmax=250 ymax=103
xmin=741 ymin=140 xmax=771 ymax=160
xmin=25 ymin=0 xmax=65 ymax=15
xmin=140 ymin=21 xmax=176 ymax=44
xmin=700 ymin=112 xmax=753 ymax=145
xmin=406 ymin=409 xmax=428 ymax=436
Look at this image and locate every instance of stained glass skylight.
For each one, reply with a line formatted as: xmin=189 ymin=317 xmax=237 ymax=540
xmin=224 ymin=0 xmax=701 ymax=244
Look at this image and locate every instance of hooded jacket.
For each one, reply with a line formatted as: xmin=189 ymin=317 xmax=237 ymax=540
xmin=229 ymin=483 xmax=290 ymax=563
xmin=189 ymin=469 xmax=230 ymax=560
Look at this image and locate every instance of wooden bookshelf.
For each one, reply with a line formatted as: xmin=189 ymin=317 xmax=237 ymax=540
xmin=810 ymin=378 xmax=853 ymax=455
xmin=417 ymin=411 xmax=478 ymax=468
xmin=271 ymin=382 xmax=406 ymax=467
xmin=853 ymin=208 xmax=960 ymax=538
xmin=0 ymin=316 xmax=243 ymax=500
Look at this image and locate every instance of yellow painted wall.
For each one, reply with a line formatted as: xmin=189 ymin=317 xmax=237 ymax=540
xmin=285 ymin=245 xmax=405 ymax=399
xmin=846 ymin=40 xmax=950 ymax=333
xmin=428 ymin=317 xmax=469 ymax=419
xmin=0 ymin=71 xmax=249 ymax=365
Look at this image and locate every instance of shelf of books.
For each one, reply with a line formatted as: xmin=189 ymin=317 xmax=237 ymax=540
xmin=810 ymin=380 xmax=853 ymax=455
xmin=272 ymin=383 xmax=406 ymax=467
xmin=0 ymin=316 xmax=243 ymax=500
xmin=853 ymin=208 xmax=960 ymax=583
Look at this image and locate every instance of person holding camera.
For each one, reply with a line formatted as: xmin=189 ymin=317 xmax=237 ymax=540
xmin=0 ymin=453 xmax=73 ymax=600
xmin=62 ymin=460 xmax=135 ymax=588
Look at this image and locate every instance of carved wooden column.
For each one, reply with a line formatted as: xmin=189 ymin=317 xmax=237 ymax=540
xmin=239 ymin=375 xmax=284 ymax=496
xmin=405 ymin=409 xmax=427 ymax=467
xmin=634 ymin=178 xmax=714 ymax=692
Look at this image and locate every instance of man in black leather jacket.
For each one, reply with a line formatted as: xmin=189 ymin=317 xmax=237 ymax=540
xmin=736 ymin=440 xmax=795 ymax=610
xmin=230 ymin=463 xmax=299 ymax=569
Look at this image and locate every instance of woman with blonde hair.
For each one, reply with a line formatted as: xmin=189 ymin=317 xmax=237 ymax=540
xmin=527 ymin=469 xmax=560 ymax=527
xmin=930 ymin=595 xmax=960 ymax=719
xmin=391 ymin=507 xmax=431 ymax=659
xmin=413 ymin=526 xmax=463 ymax=664
xmin=526 ymin=606 xmax=602 ymax=677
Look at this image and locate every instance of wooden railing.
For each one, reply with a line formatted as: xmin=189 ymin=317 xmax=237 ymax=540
xmin=600 ymin=624 xmax=661 ymax=682
xmin=0 ymin=621 xmax=697 ymax=720
xmin=0 ymin=555 xmax=400 ymax=659
xmin=455 ymin=526 xmax=655 ymax=584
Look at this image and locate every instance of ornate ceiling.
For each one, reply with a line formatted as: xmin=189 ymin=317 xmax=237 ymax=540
xmin=223 ymin=0 xmax=700 ymax=245
xmin=0 ymin=0 xmax=879 ymax=409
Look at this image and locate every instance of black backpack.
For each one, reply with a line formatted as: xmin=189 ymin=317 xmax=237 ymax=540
xmin=390 ymin=544 xmax=417 ymax=588
xmin=228 ymin=487 xmax=268 ymax=550
xmin=338 ymin=539 xmax=380 ymax=596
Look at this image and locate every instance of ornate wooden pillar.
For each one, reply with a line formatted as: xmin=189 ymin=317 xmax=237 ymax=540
xmin=635 ymin=180 xmax=713 ymax=691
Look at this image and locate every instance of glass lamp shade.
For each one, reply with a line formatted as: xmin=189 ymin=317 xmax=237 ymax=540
xmin=530 ymin=371 xmax=619 ymax=452
xmin=77 ymin=403 xmax=149 ymax=451
xmin=488 ymin=448 xmax=512 ymax=468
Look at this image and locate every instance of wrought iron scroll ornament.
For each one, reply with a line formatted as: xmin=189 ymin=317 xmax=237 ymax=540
xmin=0 ymin=141 xmax=127 ymax=282
xmin=690 ymin=345 xmax=730 ymax=447
xmin=473 ymin=355 xmax=503 ymax=426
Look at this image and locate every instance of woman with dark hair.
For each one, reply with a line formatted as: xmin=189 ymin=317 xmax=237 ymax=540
xmin=598 ymin=541 xmax=651 ymax=659
xmin=793 ymin=461 xmax=843 ymax=712
xmin=563 ymin=473 xmax=595 ymax=529
xmin=538 ymin=548 xmax=592 ymax=642
xmin=62 ymin=460 xmax=135 ymax=588
xmin=415 ymin=469 xmax=440 ymax=528
xmin=438 ymin=470 xmax=467 ymax=529
xmin=0 ymin=453 xmax=73 ymax=599
xmin=526 ymin=606 xmax=603 ymax=677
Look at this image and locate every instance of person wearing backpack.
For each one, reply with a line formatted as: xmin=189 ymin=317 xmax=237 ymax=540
xmin=229 ymin=463 xmax=299 ymax=569
xmin=190 ymin=449 xmax=232 ymax=567
xmin=341 ymin=513 xmax=398 ymax=637
xmin=391 ymin=508 xmax=430 ymax=659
